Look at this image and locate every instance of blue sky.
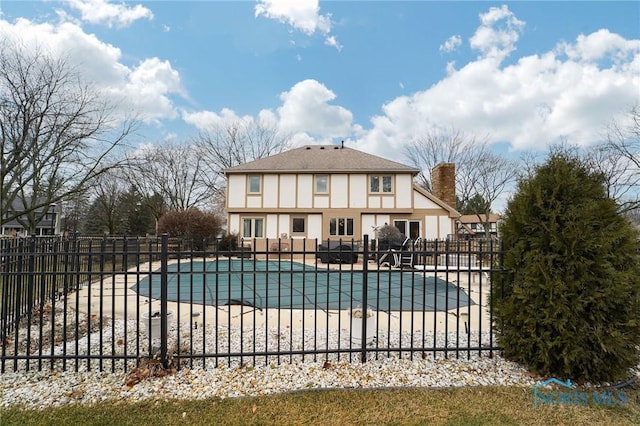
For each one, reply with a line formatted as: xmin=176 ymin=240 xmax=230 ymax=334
xmin=1 ymin=1 xmax=639 ymax=165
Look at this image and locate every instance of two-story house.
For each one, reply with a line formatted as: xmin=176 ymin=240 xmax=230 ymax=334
xmin=223 ymin=144 xmax=459 ymax=251
xmin=456 ymin=213 xmax=500 ymax=238
xmin=1 ymin=200 xmax=61 ymax=236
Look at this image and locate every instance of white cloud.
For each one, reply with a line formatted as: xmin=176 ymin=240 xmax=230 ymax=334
xmin=352 ymin=7 xmax=639 ymax=157
xmin=10 ymin=1 xmax=634 ymax=164
xmin=440 ymin=35 xmax=462 ymax=53
xmin=277 ymin=79 xmax=354 ymax=138
xmin=182 ymin=79 xmax=357 ymax=147
xmin=127 ymin=58 xmax=182 ymax=95
xmin=0 ymin=18 xmax=127 ymax=84
xmin=182 ymin=108 xmax=251 ymax=131
xmin=181 ymin=18 xmax=639 ymax=162
xmin=445 ymin=61 xmax=457 ymax=75
xmin=0 ymin=17 xmax=184 ymax=123
xmin=255 ymin=0 xmax=341 ymax=50
xmin=181 ymin=5 xmax=638 ymax=163
xmin=469 ymin=5 xmax=525 ymax=62
xmin=64 ymin=0 xmax=153 ymax=28
xmin=116 ymin=57 xmax=184 ymax=121
xmin=557 ymin=28 xmax=640 ymax=64
xmin=255 ymin=0 xmax=330 ymax=34
xmin=324 ymin=35 xmax=342 ymax=51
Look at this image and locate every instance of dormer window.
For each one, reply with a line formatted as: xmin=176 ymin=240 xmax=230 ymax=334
xmin=370 ymin=175 xmax=393 ymax=193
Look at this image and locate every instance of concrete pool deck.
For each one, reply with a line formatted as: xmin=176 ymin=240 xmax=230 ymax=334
xmin=67 ymin=255 xmax=494 ymax=333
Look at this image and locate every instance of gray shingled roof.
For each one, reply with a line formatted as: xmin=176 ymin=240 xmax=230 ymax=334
xmin=224 ymin=145 xmax=419 ymax=174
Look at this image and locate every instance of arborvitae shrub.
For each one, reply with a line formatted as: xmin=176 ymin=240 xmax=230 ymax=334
xmin=492 ymin=153 xmax=640 ymax=382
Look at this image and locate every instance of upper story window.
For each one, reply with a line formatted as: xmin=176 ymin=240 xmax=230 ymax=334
xmin=248 ymin=175 xmax=261 ymax=193
xmin=315 ymin=174 xmax=328 ymax=193
xmin=370 ymin=175 xmax=393 ymax=193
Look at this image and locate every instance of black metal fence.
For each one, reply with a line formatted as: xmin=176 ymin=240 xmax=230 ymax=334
xmin=1 ymin=234 xmax=502 ymax=373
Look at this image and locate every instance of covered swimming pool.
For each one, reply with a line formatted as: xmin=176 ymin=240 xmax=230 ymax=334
xmin=132 ymin=259 xmax=475 ymax=312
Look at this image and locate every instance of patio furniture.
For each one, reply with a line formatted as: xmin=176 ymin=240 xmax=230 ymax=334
xmin=316 ymin=241 xmax=359 ymax=264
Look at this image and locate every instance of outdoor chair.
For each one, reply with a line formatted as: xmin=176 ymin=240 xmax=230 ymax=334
xmin=378 ymin=237 xmax=414 ymax=268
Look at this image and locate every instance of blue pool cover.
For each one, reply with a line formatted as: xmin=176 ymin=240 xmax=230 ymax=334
xmin=131 ymin=259 xmax=475 ymax=312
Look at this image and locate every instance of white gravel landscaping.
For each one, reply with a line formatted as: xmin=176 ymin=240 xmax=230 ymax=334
xmin=0 ymin=318 xmax=542 ymax=410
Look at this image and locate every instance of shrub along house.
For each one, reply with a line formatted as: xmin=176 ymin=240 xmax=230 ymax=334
xmin=223 ymin=144 xmax=459 ymax=252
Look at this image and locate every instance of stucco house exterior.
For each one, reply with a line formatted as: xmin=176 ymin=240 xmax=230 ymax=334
xmin=223 ymin=144 xmax=459 ymax=251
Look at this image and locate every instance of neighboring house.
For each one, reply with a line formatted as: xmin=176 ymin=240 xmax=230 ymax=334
xmin=223 ymin=144 xmax=460 ymax=251
xmin=456 ymin=213 xmax=500 ymax=238
xmin=1 ymin=200 xmax=61 ymax=236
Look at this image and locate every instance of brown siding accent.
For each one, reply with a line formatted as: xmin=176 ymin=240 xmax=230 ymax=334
xmin=347 ymin=174 xmax=351 ymax=208
xmin=227 ymin=207 xmax=416 ymax=214
xmin=432 ymin=163 xmax=456 ymax=209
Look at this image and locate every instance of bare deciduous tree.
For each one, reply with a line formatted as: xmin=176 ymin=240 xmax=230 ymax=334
xmin=0 ymin=40 xmax=134 ymax=233
xmin=539 ymin=110 xmax=640 ymax=214
xmin=585 ymin=144 xmax=640 ymax=212
xmin=193 ymin=117 xmax=291 ymax=209
xmin=469 ymin=147 xmax=517 ymax=234
xmin=85 ymin=169 xmax=129 ymax=235
xmin=405 ymin=127 xmax=517 ymax=237
xmin=59 ymin=188 xmax=91 ymax=234
xmin=594 ymin=106 xmax=640 ymax=213
xmin=404 ymin=127 xmax=478 ymax=193
xmin=126 ymin=141 xmax=211 ymax=213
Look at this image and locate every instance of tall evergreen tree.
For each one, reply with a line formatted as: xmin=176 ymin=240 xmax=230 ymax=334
xmin=492 ymin=153 xmax=640 ymax=382
xmin=457 ymin=193 xmax=490 ymax=215
xmin=118 ymin=187 xmax=156 ymax=236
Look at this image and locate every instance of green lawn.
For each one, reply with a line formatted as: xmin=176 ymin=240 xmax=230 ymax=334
xmin=2 ymin=386 xmax=639 ymax=426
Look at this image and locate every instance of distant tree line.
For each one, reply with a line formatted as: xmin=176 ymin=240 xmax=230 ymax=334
xmin=404 ymin=107 xmax=640 ymax=229
xmin=0 ymin=40 xmax=290 ymax=239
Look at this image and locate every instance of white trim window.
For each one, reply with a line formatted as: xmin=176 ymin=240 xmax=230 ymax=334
xmin=248 ymin=175 xmax=262 ymax=194
xmin=315 ymin=174 xmax=328 ymax=193
xmin=291 ymin=217 xmax=306 ymax=235
xmin=242 ymin=217 xmax=264 ymax=238
xmin=329 ymin=217 xmax=354 ymax=236
xmin=369 ymin=175 xmax=393 ymax=193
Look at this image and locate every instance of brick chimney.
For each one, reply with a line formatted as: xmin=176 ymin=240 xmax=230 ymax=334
xmin=432 ymin=163 xmax=456 ymax=208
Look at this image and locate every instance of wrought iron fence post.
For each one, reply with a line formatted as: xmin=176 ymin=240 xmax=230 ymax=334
xmin=361 ymin=235 xmax=369 ymax=363
xmin=25 ymin=236 xmax=37 ymax=371
xmin=69 ymin=232 xmax=80 ymax=292
xmin=160 ymin=233 xmax=169 ymax=367
xmin=27 ymin=235 xmax=36 ymax=305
